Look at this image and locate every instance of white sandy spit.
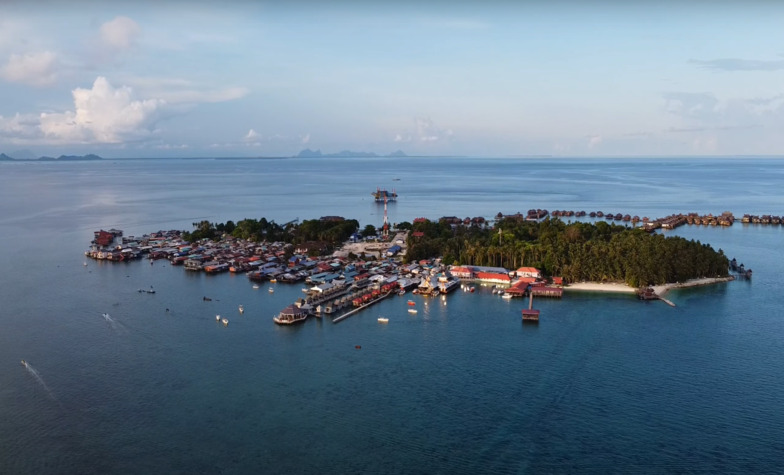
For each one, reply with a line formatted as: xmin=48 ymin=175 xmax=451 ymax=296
xmin=564 ymin=276 xmax=735 ymax=296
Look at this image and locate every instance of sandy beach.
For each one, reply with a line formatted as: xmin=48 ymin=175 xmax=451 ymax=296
xmin=564 ymin=282 xmax=636 ymax=293
xmin=565 ymin=276 xmax=735 ymax=296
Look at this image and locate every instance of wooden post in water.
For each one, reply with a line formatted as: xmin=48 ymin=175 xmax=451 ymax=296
xmin=522 ymin=287 xmax=540 ymax=322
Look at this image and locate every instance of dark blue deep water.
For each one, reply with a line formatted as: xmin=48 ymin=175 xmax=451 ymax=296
xmin=2 ymin=157 xmax=784 ymax=473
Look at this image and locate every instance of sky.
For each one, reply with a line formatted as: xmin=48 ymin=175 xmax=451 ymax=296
xmin=1 ymin=0 xmax=783 ymax=158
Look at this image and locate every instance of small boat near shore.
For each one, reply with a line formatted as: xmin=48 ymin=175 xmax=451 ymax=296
xmin=408 ymin=308 xmax=418 ymax=314
xmin=378 ymin=316 xmax=389 ymax=323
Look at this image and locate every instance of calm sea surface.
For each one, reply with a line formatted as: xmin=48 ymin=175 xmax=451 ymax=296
xmin=2 ymin=157 xmax=784 ymax=473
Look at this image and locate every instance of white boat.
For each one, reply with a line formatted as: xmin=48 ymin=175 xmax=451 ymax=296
xmin=268 ymin=287 xmax=274 ymax=293
xmin=216 ymin=314 xmax=221 ymax=321
xmin=252 ymin=284 xmax=259 ymax=289
xmin=238 ymin=305 xmax=244 ymax=314
xmin=378 ymin=317 xmax=389 ymax=323
xmin=221 ymin=318 xmax=229 ymax=326
xmin=408 ymin=309 xmax=418 ymax=314
xmin=502 ymin=292 xmax=513 ymax=299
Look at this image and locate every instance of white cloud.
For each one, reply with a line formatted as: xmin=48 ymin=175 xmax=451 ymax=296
xmin=100 ymin=16 xmax=141 ymax=50
xmin=155 ymin=143 xmax=189 ymax=150
xmin=1 ymin=51 xmax=58 ymax=87
xmin=587 ymin=135 xmax=602 ymax=148
xmin=39 ymin=76 xmax=164 ymax=144
xmin=122 ymin=76 xmax=248 ymax=104
xmin=245 ymin=128 xmax=259 ymax=140
xmin=396 ymin=117 xmax=453 ymax=143
xmin=300 ymin=133 xmax=310 ymax=144
xmin=0 ymin=113 xmax=42 ymax=142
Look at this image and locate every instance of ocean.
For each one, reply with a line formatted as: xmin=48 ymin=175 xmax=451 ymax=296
xmin=2 ymin=157 xmax=784 ymax=473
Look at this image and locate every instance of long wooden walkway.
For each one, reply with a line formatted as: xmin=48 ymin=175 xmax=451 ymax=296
xmin=332 ymin=290 xmax=394 ymax=323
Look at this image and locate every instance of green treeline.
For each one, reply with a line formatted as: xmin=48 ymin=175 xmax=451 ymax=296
xmin=182 ymin=217 xmax=359 ymax=254
xmin=407 ymin=218 xmax=729 ymax=287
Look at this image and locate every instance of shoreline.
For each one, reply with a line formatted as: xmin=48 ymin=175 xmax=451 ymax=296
xmin=565 ymin=276 xmax=735 ymax=296
xmin=651 ymin=276 xmax=735 ymax=297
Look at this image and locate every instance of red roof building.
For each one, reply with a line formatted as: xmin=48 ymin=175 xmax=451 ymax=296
xmin=475 ymin=272 xmax=511 ymax=284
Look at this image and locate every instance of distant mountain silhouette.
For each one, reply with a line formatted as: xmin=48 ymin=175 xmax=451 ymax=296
xmin=0 ymin=153 xmax=103 ymax=161
xmin=295 ymin=149 xmax=407 ymax=158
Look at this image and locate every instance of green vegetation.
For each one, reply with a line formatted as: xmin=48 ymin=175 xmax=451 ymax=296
xmin=182 ymin=217 xmax=359 ymax=253
xmin=406 ymin=217 xmax=729 ymax=287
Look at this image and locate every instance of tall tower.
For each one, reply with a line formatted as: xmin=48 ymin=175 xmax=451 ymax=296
xmin=382 ymin=194 xmax=389 ymax=239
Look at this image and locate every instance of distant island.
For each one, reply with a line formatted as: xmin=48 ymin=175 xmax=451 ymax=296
xmin=295 ymin=149 xmax=407 ymax=158
xmin=0 ymin=153 xmax=103 ymax=161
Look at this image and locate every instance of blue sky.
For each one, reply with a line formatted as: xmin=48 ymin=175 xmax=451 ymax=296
xmin=1 ymin=0 xmax=783 ymax=158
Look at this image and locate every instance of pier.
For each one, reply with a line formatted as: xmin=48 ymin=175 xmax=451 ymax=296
xmin=332 ymin=290 xmax=394 ymax=323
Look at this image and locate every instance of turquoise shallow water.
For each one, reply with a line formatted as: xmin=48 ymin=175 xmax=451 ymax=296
xmin=2 ymin=157 xmax=784 ymax=473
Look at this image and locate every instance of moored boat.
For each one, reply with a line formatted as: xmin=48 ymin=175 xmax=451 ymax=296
xmin=378 ymin=317 xmax=389 ymax=323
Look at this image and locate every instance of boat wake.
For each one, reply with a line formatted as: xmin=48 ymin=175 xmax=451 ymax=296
xmin=21 ymin=361 xmax=57 ymax=401
xmin=102 ymin=313 xmax=129 ymax=334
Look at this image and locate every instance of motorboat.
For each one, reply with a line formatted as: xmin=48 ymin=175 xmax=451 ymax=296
xmin=216 ymin=314 xmax=221 ymax=321
xmin=378 ymin=317 xmax=389 ymax=323
xmin=238 ymin=305 xmax=244 ymax=314
xmin=268 ymin=287 xmax=274 ymax=293
xmin=408 ymin=309 xmax=418 ymax=314
xmin=221 ymin=318 xmax=229 ymax=326
xmin=252 ymin=284 xmax=259 ymax=289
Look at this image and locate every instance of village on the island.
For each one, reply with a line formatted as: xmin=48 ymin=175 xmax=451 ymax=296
xmin=85 ymin=202 xmax=756 ymax=326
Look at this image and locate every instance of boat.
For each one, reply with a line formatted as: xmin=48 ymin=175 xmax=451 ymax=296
xmin=269 ymin=287 xmax=274 ymax=293
xmin=21 ymin=359 xmax=27 ymax=367
xmin=502 ymin=292 xmax=513 ymax=299
xmin=378 ymin=317 xmax=389 ymax=323
xmin=238 ymin=305 xmax=244 ymax=314
xmin=408 ymin=309 xmax=418 ymax=314
xmin=398 ymin=289 xmax=406 ymax=296
xmin=270 ymin=278 xmax=277 ymax=283
xmin=371 ymin=187 xmax=397 ymax=202
xmin=216 ymin=314 xmax=221 ymax=321
xmin=438 ymin=274 xmax=460 ymax=294
xmin=221 ymin=318 xmax=229 ymax=326
xmin=252 ymin=284 xmax=259 ymax=289
xmin=273 ymin=304 xmax=308 ymax=325
xmin=469 ymin=287 xmax=475 ymax=293
xmin=407 ymin=300 xmax=416 ymax=306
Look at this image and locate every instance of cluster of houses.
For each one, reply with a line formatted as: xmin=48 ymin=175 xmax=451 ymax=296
xmin=741 ymin=214 xmax=784 ymax=225
xmin=448 ymin=265 xmax=563 ymax=298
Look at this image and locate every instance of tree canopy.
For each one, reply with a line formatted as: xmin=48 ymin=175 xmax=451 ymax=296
xmin=406 ymin=217 xmax=729 ymax=287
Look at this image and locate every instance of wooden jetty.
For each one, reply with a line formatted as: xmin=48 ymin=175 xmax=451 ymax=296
xmin=332 ymin=290 xmax=394 ymax=323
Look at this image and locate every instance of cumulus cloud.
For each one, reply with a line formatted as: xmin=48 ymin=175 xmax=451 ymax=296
xmin=244 ymin=129 xmax=259 ymax=140
xmin=689 ymin=57 xmax=784 ymax=72
xmin=1 ymin=51 xmax=58 ymax=87
xmin=0 ymin=113 xmax=42 ymax=141
xmin=39 ymin=76 xmax=164 ymax=144
xmin=100 ymin=16 xmax=141 ymax=50
xmin=396 ymin=117 xmax=453 ymax=143
xmin=587 ymin=135 xmax=602 ymax=148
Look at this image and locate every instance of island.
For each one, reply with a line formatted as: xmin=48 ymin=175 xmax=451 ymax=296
xmin=83 ymin=211 xmax=739 ymax=324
